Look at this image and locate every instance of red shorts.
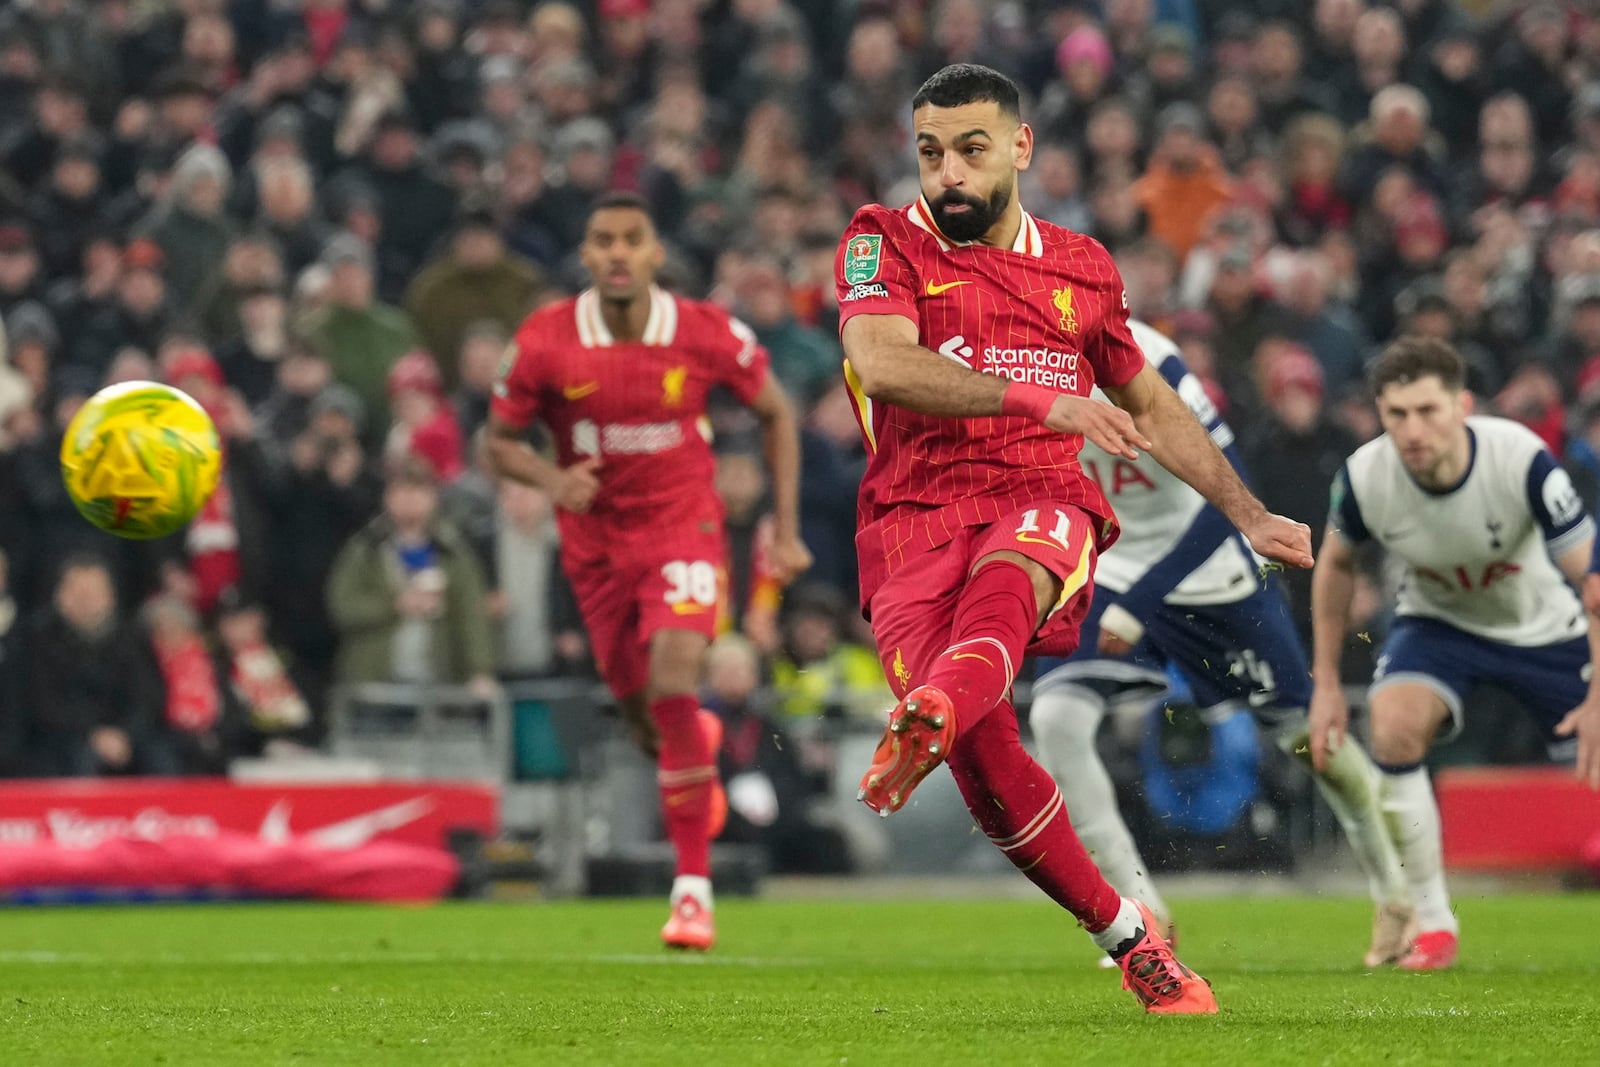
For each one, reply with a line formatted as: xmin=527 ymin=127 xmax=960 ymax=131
xmin=867 ymin=503 xmax=1100 ymax=700
xmin=563 ymin=526 xmax=724 ymax=700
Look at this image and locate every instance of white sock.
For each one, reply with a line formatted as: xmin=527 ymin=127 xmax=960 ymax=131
xmin=1088 ymin=896 xmax=1146 ymax=955
xmin=1380 ymin=767 xmax=1458 ymax=935
xmin=1277 ymin=722 xmax=1409 ymax=906
xmin=1031 ymin=684 xmax=1172 ymax=928
xmin=671 ymin=874 xmax=713 ymax=909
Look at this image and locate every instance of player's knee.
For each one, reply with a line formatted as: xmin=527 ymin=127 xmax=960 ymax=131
xmin=1368 ymin=705 xmax=1434 ymax=767
xmin=973 ymin=551 xmax=1057 ymax=619
xmin=647 ymin=629 xmax=709 ymax=697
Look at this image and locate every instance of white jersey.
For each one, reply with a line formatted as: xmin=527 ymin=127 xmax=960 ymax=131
xmin=1086 ymin=320 xmax=1260 ymax=605
xmin=1332 ymin=415 xmax=1593 ymax=646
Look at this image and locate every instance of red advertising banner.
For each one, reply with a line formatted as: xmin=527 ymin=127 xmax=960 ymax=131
xmin=0 ymin=779 xmax=499 ymax=902
xmin=1437 ymin=766 xmax=1600 ymax=870
xmin=0 ymin=778 xmax=498 ymax=852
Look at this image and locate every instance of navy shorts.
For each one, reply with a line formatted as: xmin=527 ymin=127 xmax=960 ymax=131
xmin=1371 ymin=616 xmax=1590 ymax=759
xmin=1033 ymin=578 xmax=1312 ymax=723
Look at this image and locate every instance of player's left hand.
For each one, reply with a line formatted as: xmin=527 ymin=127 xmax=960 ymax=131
xmin=768 ymin=532 xmax=813 ymax=584
xmin=1244 ymin=512 xmax=1314 ymax=569
xmin=1556 ymin=698 xmax=1600 ymax=790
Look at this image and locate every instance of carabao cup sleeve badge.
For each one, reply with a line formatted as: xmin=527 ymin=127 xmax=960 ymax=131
xmin=844 ymin=235 xmax=883 ymax=285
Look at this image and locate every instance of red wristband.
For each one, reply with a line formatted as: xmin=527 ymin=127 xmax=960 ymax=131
xmin=1001 ymin=381 xmax=1058 ymax=422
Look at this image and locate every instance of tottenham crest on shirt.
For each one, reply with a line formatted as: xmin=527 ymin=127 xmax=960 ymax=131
xmin=844 ymin=234 xmax=883 ymax=284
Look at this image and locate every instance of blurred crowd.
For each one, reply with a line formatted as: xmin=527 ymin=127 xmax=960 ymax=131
xmin=0 ymin=0 xmax=1598 ymax=794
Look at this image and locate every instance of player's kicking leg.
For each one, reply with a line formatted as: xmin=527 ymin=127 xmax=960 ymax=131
xmin=1368 ymin=682 xmax=1459 ymax=970
xmin=951 ymin=700 xmax=1216 ymax=1013
xmin=861 ymin=535 xmax=1216 ymax=1012
xmin=858 ymin=537 xmax=1066 ymax=816
xmin=643 ymin=628 xmax=727 ymax=951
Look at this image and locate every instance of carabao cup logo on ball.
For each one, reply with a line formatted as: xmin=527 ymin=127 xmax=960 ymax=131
xmin=59 ymin=380 xmax=223 ymax=540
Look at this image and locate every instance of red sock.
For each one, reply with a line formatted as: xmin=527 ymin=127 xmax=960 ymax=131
xmin=924 ymin=560 xmax=1037 ymax=733
xmin=651 ymin=694 xmax=715 ymax=877
xmin=946 ymin=700 xmax=1122 ymax=932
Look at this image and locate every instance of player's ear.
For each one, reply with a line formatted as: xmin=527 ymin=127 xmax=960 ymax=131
xmin=1460 ymin=389 xmax=1475 ymax=416
xmin=1012 ymin=122 xmax=1034 ymax=171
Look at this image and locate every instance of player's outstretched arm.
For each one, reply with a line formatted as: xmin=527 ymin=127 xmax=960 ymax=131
xmin=482 ymin=413 xmax=601 ymax=514
xmin=1102 ymin=363 xmax=1313 ymax=569
xmin=1553 ymin=536 xmax=1600 ymax=788
xmin=1308 ymin=526 xmax=1359 ymax=772
xmin=746 ymin=376 xmax=813 ymax=583
xmin=843 ymin=314 xmax=1150 ymax=457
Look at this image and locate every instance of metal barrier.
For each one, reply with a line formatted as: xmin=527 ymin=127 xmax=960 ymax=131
xmin=324 ymin=682 xmax=516 ymax=783
xmin=321 ymin=676 xmax=1378 ymax=893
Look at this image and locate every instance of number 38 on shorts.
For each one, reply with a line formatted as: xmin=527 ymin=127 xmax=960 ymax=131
xmin=660 ymin=559 xmax=721 ymax=615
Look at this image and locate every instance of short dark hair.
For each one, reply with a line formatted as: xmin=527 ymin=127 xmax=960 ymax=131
xmin=1369 ymin=336 xmax=1466 ymax=394
xmin=588 ymin=189 xmax=653 ymax=219
xmin=911 ymin=64 xmax=1021 ymax=120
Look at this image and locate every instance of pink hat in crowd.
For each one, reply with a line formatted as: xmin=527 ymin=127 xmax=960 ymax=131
xmin=1057 ymin=27 xmax=1113 ymax=79
xmin=599 ymin=0 xmax=650 ymax=19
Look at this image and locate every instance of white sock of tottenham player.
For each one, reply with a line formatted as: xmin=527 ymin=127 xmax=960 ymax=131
xmin=1379 ymin=765 xmax=1459 ymax=935
xmin=1277 ymin=722 xmax=1409 ymax=907
xmin=1030 ymin=684 xmax=1172 ymax=930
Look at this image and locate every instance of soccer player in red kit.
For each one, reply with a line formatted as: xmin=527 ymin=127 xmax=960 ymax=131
xmin=836 ymin=65 xmax=1312 ymax=1013
xmin=487 ymin=192 xmax=812 ymax=950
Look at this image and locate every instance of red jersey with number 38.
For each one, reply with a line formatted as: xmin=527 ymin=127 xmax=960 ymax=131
xmin=834 ymin=198 xmax=1145 ymax=605
xmin=492 ymin=285 xmax=770 ymax=556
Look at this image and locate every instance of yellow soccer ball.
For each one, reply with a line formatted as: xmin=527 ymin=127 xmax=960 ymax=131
xmin=59 ymin=381 xmax=223 ymax=539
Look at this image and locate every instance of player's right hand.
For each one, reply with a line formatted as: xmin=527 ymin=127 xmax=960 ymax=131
xmin=1308 ymin=683 xmax=1350 ymax=772
xmin=767 ymin=532 xmax=814 ymax=584
xmin=1043 ymin=395 xmax=1151 ymax=460
xmin=1244 ymin=512 xmax=1315 ymax=569
xmin=555 ymin=456 xmax=602 ymax=513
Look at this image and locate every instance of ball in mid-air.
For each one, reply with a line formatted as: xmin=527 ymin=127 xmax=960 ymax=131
xmin=59 ymin=381 xmax=223 ymax=540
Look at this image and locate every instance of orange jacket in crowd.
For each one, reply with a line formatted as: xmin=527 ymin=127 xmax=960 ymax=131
xmin=1132 ymin=151 xmax=1235 ymax=261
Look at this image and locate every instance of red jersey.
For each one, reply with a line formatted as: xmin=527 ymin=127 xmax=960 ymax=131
xmin=835 ymin=198 xmax=1145 ymax=604
xmin=492 ymin=285 xmax=770 ymax=555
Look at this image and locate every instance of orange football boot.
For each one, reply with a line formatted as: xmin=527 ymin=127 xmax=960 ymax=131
xmin=1116 ymin=901 xmax=1219 ymax=1014
xmin=1398 ymin=930 xmax=1458 ymax=971
xmin=660 ymin=891 xmax=715 ymax=951
xmin=857 ymin=685 xmax=957 ymax=815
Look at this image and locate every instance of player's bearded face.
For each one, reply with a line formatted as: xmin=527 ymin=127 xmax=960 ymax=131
xmin=930 ymin=177 xmax=1013 ymax=243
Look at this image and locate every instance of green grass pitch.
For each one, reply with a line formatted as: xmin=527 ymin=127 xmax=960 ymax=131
xmin=0 ymin=894 xmax=1593 ymax=1065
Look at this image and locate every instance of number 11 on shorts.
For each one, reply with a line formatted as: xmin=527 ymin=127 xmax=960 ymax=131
xmin=1016 ymin=508 xmax=1072 ymax=549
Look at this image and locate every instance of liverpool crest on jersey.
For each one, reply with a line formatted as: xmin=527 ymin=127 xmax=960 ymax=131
xmin=662 ymin=365 xmax=687 ymax=406
xmin=1052 ymin=286 xmax=1079 ymax=335
xmin=845 ymin=235 xmax=883 ymax=284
